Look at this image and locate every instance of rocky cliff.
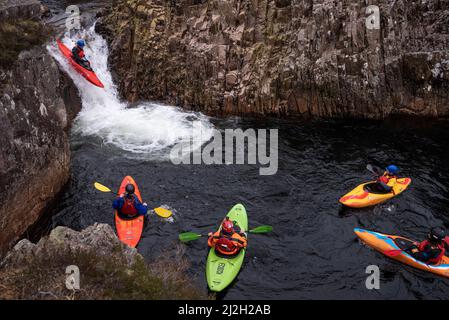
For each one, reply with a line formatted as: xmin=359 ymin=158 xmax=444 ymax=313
xmin=97 ymin=0 xmax=449 ymax=118
xmin=0 ymin=0 xmax=81 ymax=254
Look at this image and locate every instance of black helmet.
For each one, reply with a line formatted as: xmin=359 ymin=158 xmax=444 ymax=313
xmin=125 ymin=183 xmax=135 ymax=195
xmin=428 ymin=227 xmax=446 ymax=242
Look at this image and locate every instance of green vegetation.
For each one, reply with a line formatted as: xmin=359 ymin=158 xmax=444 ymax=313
xmin=0 ymin=19 xmax=51 ymax=68
xmin=0 ymin=244 xmax=208 ymax=300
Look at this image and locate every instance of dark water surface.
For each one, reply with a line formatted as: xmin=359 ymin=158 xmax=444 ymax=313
xmin=42 ymin=116 xmax=449 ymax=300
xmin=36 ymin=0 xmax=449 ymax=300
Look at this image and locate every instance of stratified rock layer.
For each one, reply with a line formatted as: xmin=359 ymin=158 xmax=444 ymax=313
xmin=0 ymin=0 xmax=81 ymax=254
xmin=97 ymin=0 xmax=449 ymax=118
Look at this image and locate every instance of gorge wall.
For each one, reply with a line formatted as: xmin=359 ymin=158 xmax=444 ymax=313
xmin=0 ymin=0 xmax=81 ymax=254
xmin=97 ymin=0 xmax=449 ymax=118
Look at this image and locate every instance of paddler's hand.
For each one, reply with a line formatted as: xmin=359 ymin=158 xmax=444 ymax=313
xmin=119 ymin=193 xmax=124 ymax=198
xmin=208 ymin=232 xmax=213 ymax=237
xmin=143 ymin=202 xmax=148 ymax=206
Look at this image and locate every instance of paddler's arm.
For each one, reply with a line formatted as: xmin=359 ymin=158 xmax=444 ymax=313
xmin=207 ymin=232 xmax=220 ymax=247
xmin=130 ymin=195 xmax=148 ymax=216
xmin=112 ymin=196 xmax=124 ymax=209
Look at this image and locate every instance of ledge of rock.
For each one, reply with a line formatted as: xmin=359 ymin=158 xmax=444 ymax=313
xmin=97 ymin=0 xmax=449 ymax=119
xmin=0 ymin=223 xmax=207 ymax=300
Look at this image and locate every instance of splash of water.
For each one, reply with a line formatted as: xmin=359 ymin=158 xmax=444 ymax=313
xmin=48 ymin=25 xmax=214 ymax=158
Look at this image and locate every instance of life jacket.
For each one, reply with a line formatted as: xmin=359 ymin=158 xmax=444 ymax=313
xmin=72 ymin=46 xmax=85 ymax=60
xmin=208 ymin=231 xmax=247 ymax=256
xmin=418 ymin=240 xmax=446 ymax=264
xmin=378 ymin=175 xmax=389 ymax=184
xmin=121 ymin=195 xmax=138 ymax=216
xmin=215 ymin=237 xmax=238 ymax=255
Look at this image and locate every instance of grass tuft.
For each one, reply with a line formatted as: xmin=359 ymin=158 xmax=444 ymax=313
xmin=0 ymin=243 xmax=208 ymax=300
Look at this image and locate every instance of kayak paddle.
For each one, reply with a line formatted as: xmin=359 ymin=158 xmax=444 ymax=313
xmin=366 ymin=164 xmax=383 ymax=176
xmin=178 ymin=225 xmax=273 ymax=243
xmin=94 ymin=181 xmax=173 ymax=218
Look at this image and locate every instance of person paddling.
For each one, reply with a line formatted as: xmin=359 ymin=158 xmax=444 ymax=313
xmin=410 ymin=227 xmax=449 ymax=265
xmin=113 ymin=183 xmax=148 ymax=218
xmin=72 ymin=39 xmax=92 ymax=70
xmin=208 ymin=217 xmax=247 ymax=256
xmin=375 ymin=165 xmax=399 ymax=193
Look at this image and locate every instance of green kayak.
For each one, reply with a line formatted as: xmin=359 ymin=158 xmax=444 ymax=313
xmin=206 ymin=203 xmax=248 ymax=292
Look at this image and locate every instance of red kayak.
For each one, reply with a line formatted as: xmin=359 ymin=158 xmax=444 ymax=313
xmin=114 ymin=176 xmax=145 ymax=248
xmin=56 ymin=39 xmax=104 ymax=88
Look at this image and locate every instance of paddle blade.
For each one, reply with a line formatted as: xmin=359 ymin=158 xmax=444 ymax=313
xmin=249 ymin=225 xmax=273 ymax=234
xmin=179 ymin=232 xmax=202 ymax=243
xmin=384 ymin=249 xmax=403 ymax=257
xmin=367 ymin=164 xmax=383 ymax=176
xmin=94 ymin=182 xmax=111 ymax=193
xmin=154 ymin=207 xmax=173 ymax=218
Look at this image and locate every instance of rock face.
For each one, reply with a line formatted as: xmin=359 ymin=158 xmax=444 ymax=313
xmin=0 ymin=0 xmax=46 ymax=20
xmin=0 ymin=0 xmax=81 ymax=254
xmin=97 ymin=0 xmax=449 ymax=118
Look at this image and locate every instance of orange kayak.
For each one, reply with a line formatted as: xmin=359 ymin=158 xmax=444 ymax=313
xmin=354 ymin=228 xmax=449 ymax=278
xmin=56 ymin=39 xmax=104 ymax=88
xmin=340 ymin=178 xmax=411 ymax=208
xmin=114 ymin=176 xmax=144 ymax=248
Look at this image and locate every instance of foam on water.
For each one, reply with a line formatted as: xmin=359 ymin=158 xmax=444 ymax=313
xmin=48 ymin=25 xmax=214 ymax=158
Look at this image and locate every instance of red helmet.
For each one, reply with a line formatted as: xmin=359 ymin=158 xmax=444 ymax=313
xmin=222 ymin=219 xmax=234 ymax=234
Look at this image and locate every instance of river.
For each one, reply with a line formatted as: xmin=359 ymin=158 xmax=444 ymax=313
xmin=35 ymin=0 xmax=449 ymax=300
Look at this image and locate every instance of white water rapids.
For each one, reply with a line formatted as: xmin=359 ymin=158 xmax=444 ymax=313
xmin=48 ymin=25 xmax=214 ymax=158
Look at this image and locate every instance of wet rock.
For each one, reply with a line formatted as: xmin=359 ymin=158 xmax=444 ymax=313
xmin=97 ymin=0 xmax=449 ymax=118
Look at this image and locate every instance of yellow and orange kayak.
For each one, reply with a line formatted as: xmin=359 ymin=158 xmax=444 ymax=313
xmin=340 ymin=178 xmax=411 ymax=208
xmin=354 ymin=228 xmax=449 ymax=278
xmin=114 ymin=176 xmax=144 ymax=248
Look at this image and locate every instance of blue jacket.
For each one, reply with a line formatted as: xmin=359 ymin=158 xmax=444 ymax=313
xmin=113 ymin=194 xmax=148 ymax=216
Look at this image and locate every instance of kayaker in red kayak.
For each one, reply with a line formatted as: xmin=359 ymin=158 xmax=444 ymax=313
xmin=208 ymin=217 xmax=247 ymax=256
xmin=112 ymin=183 xmax=148 ymax=218
xmin=410 ymin=227 xmax=449 ymax=265
xmin=374 ymin=165 xmax=399 ymax=194
xmin=72 ymin=39 xmax=92 ymax=71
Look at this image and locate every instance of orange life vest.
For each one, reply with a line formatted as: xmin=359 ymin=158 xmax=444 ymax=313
xmin=208 ymin=231 xmax=247 ymax=256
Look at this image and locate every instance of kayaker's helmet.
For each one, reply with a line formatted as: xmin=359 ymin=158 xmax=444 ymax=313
xmin=125 ymin=183 xmax=135 ymax=195
xmin=222 ymin=218 xmax=234 ymax=234
xmin=76 ymin=39 xmax=85 ymax=48
xmin=428 ymin=227 xmax=446 ymax=243
xmin=386 ymin=165 xmax=399 ymax=175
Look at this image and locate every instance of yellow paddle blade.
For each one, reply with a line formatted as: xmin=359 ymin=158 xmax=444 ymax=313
xmin=94 ymin=182 xmax=111 ymax=193
xmin=154 ymin=207 xmax=172 ymax=218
